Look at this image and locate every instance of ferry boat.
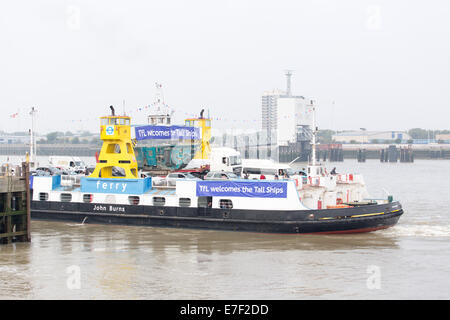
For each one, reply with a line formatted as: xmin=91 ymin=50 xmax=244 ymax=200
xmin=30 ymin=108 xmax=403 ymax=234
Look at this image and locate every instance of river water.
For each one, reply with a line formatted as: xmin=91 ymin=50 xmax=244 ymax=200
xmin=1 ymin=158 xmax=450 ymax=299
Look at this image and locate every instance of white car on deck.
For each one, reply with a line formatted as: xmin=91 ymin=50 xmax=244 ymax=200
xmin=203 ymin=171 xmax=239 ymax=180
xmin=165 ymin=172 xmax=200 ymax=186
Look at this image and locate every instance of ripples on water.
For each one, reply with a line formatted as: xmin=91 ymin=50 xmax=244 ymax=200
xmin=1 ymin=159 xmax=450 ymax=299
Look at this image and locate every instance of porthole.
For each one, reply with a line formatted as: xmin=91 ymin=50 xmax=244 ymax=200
xmin=153 ymin=197 xmax=166 ymax=206
xmin=39 ymin=193 xmax=48 ymax=201
xmin=60 ymin=193 xmax=72 ymax=202
xmin=83 ymin=194 xmax=93 ymax=203
xmin=128 ymin=196 xmax=140 ymax=205
xmin=219 ymin=199 xmax=233 ymax=209
xmin=179 ymin=198 xmax=191 ymax=207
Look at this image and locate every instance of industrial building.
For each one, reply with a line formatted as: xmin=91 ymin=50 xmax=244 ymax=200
xmin=436 ymin=134 xmax=450 ymax=142
xmin=0 ymin=135 xmax=30 ymax=144
xmin=332 ymin=131 xmax=411 ymax=143
xmin=276 ymin=96 xmax=312 ymax=146
xmin=260 ymin=71 xmax=313 ymax=161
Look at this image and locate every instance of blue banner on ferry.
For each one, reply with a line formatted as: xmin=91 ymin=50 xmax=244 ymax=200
xmin=196 ymin=181 xmax=287 ymax=198
xmin=134 ymin=125 xmax=201 ymax=140
xmin=80 ymin=177 xmax=152 ymax=194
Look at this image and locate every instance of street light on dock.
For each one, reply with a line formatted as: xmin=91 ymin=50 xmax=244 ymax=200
xmin=29 ymin=107 xmax=37 ymax=169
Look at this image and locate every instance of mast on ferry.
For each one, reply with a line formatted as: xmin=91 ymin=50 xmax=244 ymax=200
xmin=310 ymin=99 xmax=317 ymax=167
xmin=307 ymin=98 xmax=322 ymax=178
xmin=147 ymin=82 xmax=173 ymax=126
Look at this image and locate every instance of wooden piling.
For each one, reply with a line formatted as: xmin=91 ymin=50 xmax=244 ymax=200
xmin=357 ymin=149 xmax=366 ymax=162
xmin=0 ymin=162 xmax=31 ymax=244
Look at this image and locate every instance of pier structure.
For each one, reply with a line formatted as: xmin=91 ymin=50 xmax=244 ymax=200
xmin=380 ymin=145 xmax=398 ymax=162
xmin=357 ymin=149 xmax=366 ymax=162
xmin=315 ymin=144 xmax=344 ymax=162
xmin=379 ymin=145 xmax=414 ymax=163
xmin=0 ymin=162 xmax=31 ymax=244
xmin=399 ymin=146 xmax=414 ymax=163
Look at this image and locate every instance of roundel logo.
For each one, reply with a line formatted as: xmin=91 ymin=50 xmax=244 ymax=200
xmin=105 ymin=126 xmax=114 ymax=135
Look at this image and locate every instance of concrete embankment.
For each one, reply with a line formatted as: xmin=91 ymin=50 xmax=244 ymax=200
xmin=1 ymin=143 xmax=450 ymax=160
xmin=341 ymin=144 xmax=450 ymax=160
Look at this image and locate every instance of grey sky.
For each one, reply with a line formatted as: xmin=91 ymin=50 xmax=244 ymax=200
xmin=1 ymin=0 xmax=449 ymax=134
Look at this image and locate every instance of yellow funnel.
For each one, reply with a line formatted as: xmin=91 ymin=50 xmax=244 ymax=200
xmin=184 ymin=117 xmax=211 ymax=159
xmin=90 ymin=115 xmax=138 ymax=179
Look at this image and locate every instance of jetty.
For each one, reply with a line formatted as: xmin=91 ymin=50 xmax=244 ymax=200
xmin=0 ymin=162 xmax=31 ymax=244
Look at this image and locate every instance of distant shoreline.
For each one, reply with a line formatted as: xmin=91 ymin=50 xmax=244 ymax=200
xmin=1 ymin=143 xmax=449 ymax=161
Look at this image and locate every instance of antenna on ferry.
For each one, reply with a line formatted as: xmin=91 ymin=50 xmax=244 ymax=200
xmin=110 ymin=105 xmax=115 ymax=116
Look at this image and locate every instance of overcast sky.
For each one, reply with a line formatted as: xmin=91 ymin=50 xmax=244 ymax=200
xmin=1 ymin=0 xmax=449 ymax=134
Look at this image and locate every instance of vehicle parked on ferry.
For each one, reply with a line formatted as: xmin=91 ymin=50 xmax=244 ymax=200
xmin=35 ymin=166 xmax=62 ymax=176
xmin=203 ymin=171 xmax=238 ymax=180
xmin=48 ymin=156 xmax=86 ymax=172
xmin=240 ymin=159 xmax=296 ymax=180
xmin=165 ymin=172 xmax=200 ymax=186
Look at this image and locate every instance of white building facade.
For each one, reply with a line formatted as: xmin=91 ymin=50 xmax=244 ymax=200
xmin=261 ymin=72 xmax=312 ymax=147
xmin=261 ymin=89 xmax=284 ymax=133
xmin=276 ymin=96 xmax=310 ymax=146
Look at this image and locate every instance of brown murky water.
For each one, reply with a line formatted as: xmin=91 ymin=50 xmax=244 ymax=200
xmin=1 ymin=159 xmax=450 ymax=299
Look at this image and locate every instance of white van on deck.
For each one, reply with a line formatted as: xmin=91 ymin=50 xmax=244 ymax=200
xmin=241 ymin=159 xmax=297 ymax=180
xmin=48 ymin=156 xmax=86 ymax=172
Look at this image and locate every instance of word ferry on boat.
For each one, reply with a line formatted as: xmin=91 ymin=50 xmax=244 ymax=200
xmin=30 ymin=107 xmax=403 ymax=234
